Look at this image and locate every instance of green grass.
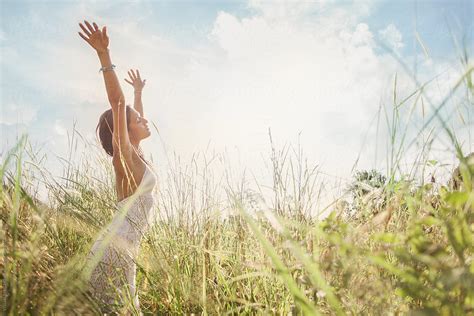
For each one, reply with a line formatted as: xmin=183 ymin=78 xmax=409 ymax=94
xmin=1 ymin=63 xmax=473 ymax=315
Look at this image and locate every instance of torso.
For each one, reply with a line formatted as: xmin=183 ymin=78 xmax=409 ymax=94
xmin=114 ymin=150 xmax=148 ymax=203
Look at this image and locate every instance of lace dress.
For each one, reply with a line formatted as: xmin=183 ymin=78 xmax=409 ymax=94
xmin=87 ymin=163 xmax=157 ymax=312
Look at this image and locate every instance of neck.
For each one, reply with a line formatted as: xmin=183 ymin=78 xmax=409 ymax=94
xmin=130 ymin=138 xmax=140 ymax=149
xmin=129 ymin=135 xmax=145 ymax=160
xmin=129 ymin=138 xmax=143 ymax=159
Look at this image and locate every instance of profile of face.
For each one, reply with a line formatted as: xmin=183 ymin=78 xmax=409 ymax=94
xmin=96 ymin=106 xmax=151 ymax=157
xmin=127 ymin=108 xmax=151 ymax=142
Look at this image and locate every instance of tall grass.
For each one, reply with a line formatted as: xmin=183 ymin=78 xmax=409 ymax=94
xmin=1 ymin=58 xmax=473 ymax=314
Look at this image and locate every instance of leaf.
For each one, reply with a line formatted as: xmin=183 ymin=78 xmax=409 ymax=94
xmin=445 ymin=217 xmax=467 ymax=263
xmin=373 ymin=232 xmax=401 ymax=244
xmin=368 ymin=254 xmax=420 ymax=285
xmin=427 ymin=160 xmax=438 ymax=166
xmin=444 ymin=191 xmax=469 ymax=208
xmin=420 ymin=216 xmax=442 ymax=226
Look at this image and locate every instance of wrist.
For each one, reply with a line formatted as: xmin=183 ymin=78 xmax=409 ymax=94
xmin=99 ymin=64 xmax=116 ymax=73
xmin=96 ymin=48 xmax=110 ymax=56
xmin=134 ymin=89 xmax=143 ymax=94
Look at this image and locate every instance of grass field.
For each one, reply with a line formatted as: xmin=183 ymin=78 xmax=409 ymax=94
xmin=1 ymin=62 xmax=474 ymax=315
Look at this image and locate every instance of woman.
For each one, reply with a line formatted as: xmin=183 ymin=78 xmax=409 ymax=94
xmin=78 ymin=20 xmax=157 ymax=314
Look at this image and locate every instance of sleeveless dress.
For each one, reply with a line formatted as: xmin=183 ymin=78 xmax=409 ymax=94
xmin=87 ymin=163 xmax=157 ymax=312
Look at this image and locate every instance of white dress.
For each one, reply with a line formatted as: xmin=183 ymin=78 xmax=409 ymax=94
xmin=87 ymin=163 xmax=157 ymax=312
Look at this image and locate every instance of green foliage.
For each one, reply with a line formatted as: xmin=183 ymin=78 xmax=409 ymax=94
xmin=2 ymin=135 xmax=474 ymax=315
xmin=350 ymin=169 xmax=387 ymax=198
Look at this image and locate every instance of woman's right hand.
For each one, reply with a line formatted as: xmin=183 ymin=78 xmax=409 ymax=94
xmin=78 ymin=20 xmax=109 ymax=53
xmin=124 ymin=69 xmax=146 ymax=92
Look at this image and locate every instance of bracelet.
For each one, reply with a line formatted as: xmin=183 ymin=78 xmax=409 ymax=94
xmin=99 ymin=64 xmax=116 ymax=73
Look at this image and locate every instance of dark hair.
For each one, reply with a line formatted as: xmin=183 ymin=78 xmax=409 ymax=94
xmin=96 ymin=106 xmax=132 ymax=156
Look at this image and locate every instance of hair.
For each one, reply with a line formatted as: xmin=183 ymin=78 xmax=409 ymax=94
xmin=96 ymin=106 xmax=132 ymax=157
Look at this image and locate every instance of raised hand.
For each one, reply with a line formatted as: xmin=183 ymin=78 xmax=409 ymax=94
xmin=78 ymin=20 xmax=109 ymax=53
xmin=124 ymin=69 xmax=146 ymax=92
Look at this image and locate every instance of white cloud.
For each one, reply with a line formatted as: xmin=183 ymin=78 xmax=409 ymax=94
xmin=378 ymin=23 xmax=404 ymax=53
xmin=3 ymin=1 xmax=412 ymax=173
xmin=3 ymin=0 xmax=470 ymax=199
xmin=348 ymin=23 xmax=374 ymax=46
xmin=199 ymin=7 xmax=401 ymax=174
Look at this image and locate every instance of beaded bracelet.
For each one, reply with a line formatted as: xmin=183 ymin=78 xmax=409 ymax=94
xmin=99 ymin=64 xmax=116 ymax=73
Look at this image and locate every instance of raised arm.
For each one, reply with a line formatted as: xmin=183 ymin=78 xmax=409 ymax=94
xmin=111 ymin=96 xmax=132 ymax=165
xmin=124 ymin=69 xmax=146 ymax=117
xmin=79 ymin=21 xmax=132 ymax=166
xmin=78 ymin=20 xmax=125 ymax=108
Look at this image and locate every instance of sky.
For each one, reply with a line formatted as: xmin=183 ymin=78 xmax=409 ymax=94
xmin=1 ymin=0 xmax=473 ymax=205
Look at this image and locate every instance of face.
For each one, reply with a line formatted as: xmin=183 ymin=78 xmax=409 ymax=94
xmin=128 ymin=108 xmax=151 ymax=141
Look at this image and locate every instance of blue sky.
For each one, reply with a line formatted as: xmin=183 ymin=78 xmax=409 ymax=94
xmin=368 ymin=0 xmax=472 ymax=57
xmin=1 ymin=0 xmax=473 ymax=202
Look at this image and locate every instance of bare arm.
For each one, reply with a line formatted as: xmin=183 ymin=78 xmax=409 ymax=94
xmin=98 ymin=50 xmax=125 ymax=107
xmin=125 ymin=69 xmax=146 ymax=117
xmin=133 ymin=90 xmax=144 ymax=117
xmin=79 ymin=20 xmax=131 ymax=165
xmin=111 ymin=97 xmax=132 ymax=168
xmin=78 ymin=21 xmax=125 ymax=107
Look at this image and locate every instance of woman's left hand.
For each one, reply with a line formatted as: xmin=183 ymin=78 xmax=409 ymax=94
xmin=124 ymin=69 xmax=146 ymax=92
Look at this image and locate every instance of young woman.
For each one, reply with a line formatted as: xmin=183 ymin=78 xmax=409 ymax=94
xmin=78 ymin=20 xmax=157 ymax=313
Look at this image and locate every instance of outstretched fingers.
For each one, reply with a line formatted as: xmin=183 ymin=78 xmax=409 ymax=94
xmin=78 ymin=31 xmax=90 ymax=43
xmin=78 ymin=20 xmax=110 ymax=53
xmin=128 ymin=69 xmax=136 ymax=81
xmin=84 ymin=20 xmax=95 ymax=34
xmin=79 ymin=23 xmax=91 ymax=37
xmin=136 ymin=69 xmax=141 ymax=80
xmin=124 ymin=78 xmax=133 ymax=85
xmin=101 ymin=26 xmax=108 ymax=43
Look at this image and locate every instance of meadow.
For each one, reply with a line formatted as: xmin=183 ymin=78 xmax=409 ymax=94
xmin=1 ymin=60 xmax=474 ymax=315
